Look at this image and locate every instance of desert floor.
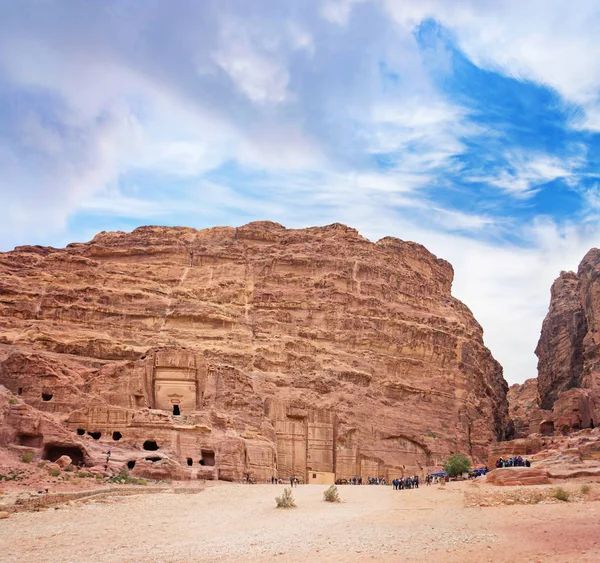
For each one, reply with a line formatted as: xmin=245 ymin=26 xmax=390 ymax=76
xmin=0 ymin=481 xmax=599 ymax=562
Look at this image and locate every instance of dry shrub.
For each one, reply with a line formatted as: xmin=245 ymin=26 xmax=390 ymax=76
xmin=323 ymin=485 xmax=340 ymax=503
xmin=581 ymin=484 xmax=591 ymax=495
xmin=21 ymin=451 xmax=34 ymax=463
xmin=275 ymin=487 xmax=296 ymax=508
xmin=48 ymin=468 xmax=60 ymax=478
xmin=554 ymin=487 xmax=569 ymax=502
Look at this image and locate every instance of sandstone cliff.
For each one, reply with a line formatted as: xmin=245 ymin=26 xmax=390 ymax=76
xmin=0 ymin=222 xmax=510 ymax=481
xmin=535 ymin=250 xmax=600 ymax=432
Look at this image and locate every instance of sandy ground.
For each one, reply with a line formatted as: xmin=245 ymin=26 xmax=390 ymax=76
xmin=0 ymin=481 xmax=599 ymax=563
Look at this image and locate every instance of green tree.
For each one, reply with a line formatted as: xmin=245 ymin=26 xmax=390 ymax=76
xmin=444 ymin=453 xmax=471 ymax=477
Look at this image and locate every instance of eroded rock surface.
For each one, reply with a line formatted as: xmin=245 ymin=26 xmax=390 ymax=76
xmin=0 ymin=222 xmax=510 ymax=481
xmin=535 ymin=250 xmax=600 ymax=432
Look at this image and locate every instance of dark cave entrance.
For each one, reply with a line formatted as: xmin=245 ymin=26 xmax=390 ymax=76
xmin=143 ymin=440 xmax=159 ymax=451
xmin=127 ymin=460 xmax=136 ymax=470
xmin=173 ymin=405 xmax=180 ymax=416
xmin=87 ymin=431 xmax=101 ymax=440
xmin=43 ymin=444 xmax=85 ymax=465
xmin=187 ymin=458 xmax=193 ymax=466
xmin=41 ymin=392 xmax=53 ymax=401
xmin=76 ymin=428 xmax=85 ymax=436
xmin=112 ymin=431 xmax=122 ymax=441
xmin=201 ymin=450 xmax=215 ymax=466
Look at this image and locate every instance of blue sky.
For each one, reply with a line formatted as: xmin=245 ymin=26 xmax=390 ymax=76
xmin=2 ymin=0 xmax=600 ymax=384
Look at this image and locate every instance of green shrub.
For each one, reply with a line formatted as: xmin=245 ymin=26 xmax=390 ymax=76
xmin=48 ymin=468 xmax=61 ymax=478
xmin=554 ymin=487 xmax=569 ymax=502
xmin=444 ymin=453 xmax=471 ymax=477
xmin=323 ymin=485 xmax=340 ymax=503
xmin=275 ymin=487 xmax=296 ymax=508
xmin=581 ymin=484 xmax=591 ymax=495
xmin=64 ymin=464 xmax=74 ymax=472
xmin=107 ymin=468 xmax=147 ymax=485
xmin=95 ymin=473 xmax=104 ymax=480
xmin=21 ymin=451 xmax=34 ymax=463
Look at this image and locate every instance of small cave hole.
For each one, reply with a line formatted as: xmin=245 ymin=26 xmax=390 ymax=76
xmin=88 ymin=431 xmax=101 ymax=440
xmin=173 ymin=405 xmax=180 ymax=416
xmin=591 ymin=419 xmax=595 ymax=429
xmin=201 ymin=449 xmax=215 ymax=467
xmin=41 ymin=392 xmax=53 ymax=401
xmin=112 ymin=431 xmax=122 ymax=441
xmin=140 ymin=354 xmax=147 ymax=360
xmin=145 ymin=456 xmax=161 ymax=463
xmin=127 ymin=460 xmax=136 ymax=470
xmin=76 ymin=428 xmax=85 ymax=436
xmin=17 ymin=387 xmax=23 ymax=396
xmin=199 ymin=459 xmax=204 ymax=465
xmin=143 ymin=440 xmax=159 ymax=451
xmin=187 ymin=458 xmax=193 ymax=466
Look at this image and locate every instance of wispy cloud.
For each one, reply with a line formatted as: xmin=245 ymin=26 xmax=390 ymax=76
xmin=1 ymin=0 xmax=600 ymax=386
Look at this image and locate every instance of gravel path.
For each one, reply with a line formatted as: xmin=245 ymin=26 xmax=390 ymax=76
xmin=0 ymin=482 xmax=598 ymax=562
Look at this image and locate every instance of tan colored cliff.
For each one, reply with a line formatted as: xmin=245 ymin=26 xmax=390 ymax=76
xmin=0 ymin=222 xmax=510 ymax=481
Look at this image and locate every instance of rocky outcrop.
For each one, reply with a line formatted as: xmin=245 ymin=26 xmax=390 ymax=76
xmin=507 ymin=378 xmax=544 ymax=438
xmin=535 ymin=250 xmax=600 ymax=431
xmin=488 ymin=427 xmax=600 ymax=483
xmin=536 ymin=271 xmax=587 ymax=410
xmin=0 ymin=222 xmax=510 ymax=481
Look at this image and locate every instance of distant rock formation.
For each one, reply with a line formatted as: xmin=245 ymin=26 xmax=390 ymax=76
xmin=0 ymin=222 xmax=510 ymax=481
xmin=533 ymin=249 xmax=600 ymax=434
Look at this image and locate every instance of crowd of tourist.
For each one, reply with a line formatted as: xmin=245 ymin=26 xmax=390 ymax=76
xmin=495 ymin=456 xmax=530 ymax=468
xmin=392 ymin=476 xmax=419 ymax=489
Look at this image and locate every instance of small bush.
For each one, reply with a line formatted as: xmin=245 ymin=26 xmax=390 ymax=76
xmin=64 ymin=464 xmax=74 ymax=472
xmin=554 ymin=487 xmax=569 ymax=502
xmin=77 ymin=471 xmax=93 ymax=478
xmin=107 ymin=468 xmax=147 ymax=485
xmin=95 ymin=473 xmax=104 ymax=480
xmin=48 ymin=468 xmax=61 ymax=478
xmin=581 ymin=484 xmax=591 ymax=495
xmin=275 ymin=487 xmax=296 ymax=508
xmin=21 ymin=451 xmax=34 ymax=463
xmin=323 ymin=485 xmax=340 ymax=503
xmin=530 ymin=492 xmax=544 ymax=504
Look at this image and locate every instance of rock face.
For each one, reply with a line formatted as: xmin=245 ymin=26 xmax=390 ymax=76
xmin=535 ymin=250 xmax=600 ymax=432
xmin=0 ymin=222 xmax=510 ymax=481
xmin=488 ymin=427 xmax=600 ymax=483
xmin=508 ymin=378 xmax=542 ymax=438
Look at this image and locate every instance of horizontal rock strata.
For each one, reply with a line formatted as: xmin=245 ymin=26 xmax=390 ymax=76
xmin=0 ymin=222 xmax=510 ymax=481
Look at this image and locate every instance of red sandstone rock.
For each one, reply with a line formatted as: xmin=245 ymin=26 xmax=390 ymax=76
xmin=486 ymin=467 xmax=551 ymax=486
xmin=54 ymin=455 xmax=72 ymax=469
xmin=0 ymin=222 xmax=511 ymax=481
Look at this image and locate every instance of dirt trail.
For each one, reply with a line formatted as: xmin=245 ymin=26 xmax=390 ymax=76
xmin=0 ymin=482 xmax=598 ymax=562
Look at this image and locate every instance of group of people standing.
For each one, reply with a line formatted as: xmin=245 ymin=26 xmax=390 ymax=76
xmin=495 ymin=456 xmax=530 ymax=468
xmin=392 ymin=476 xmax=419 ymax=489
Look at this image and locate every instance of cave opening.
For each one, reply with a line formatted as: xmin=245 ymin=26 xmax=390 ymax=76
xmin=43 ymin=444 xmax=85 ymax=465
xmin=143 ymin=440 xmax=159 ymax=451
xmin=145 ymin=456 xmax=161 ymax=462
xmin=17 ymin=387 xmax=22 ymax=395
xmin=540 ymin=421 xmax=555 ymax=436
xmin=187 ymin=458 xmax=193 ymax=466
xmin=16 ymin=434 xmax=43 ymax=447
xmin=76 ymin=428 xmax=85 ymax=436
xmin=112 ymin=431 xmax=122 ymax=441
xmin=199 ymin=459 xmax=204 ymax=465
xmin=41 ymin=392 xmax=53 ymax=401
xmin=127 ymin=460 xmax=136 ymax=470
xmin=88 ymin=432 xmax=101 ymax=440
xmin=591 ymin=419 xmax=595 ymax=429
xmin=173 ymin=405 xmax=180 ymax=416
xmin=201 ymin=449 xmax=215 ymax=466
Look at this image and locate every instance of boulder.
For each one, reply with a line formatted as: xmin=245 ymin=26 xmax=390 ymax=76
xmin=486 ymin=468 xmax=551 ymax=486
xmin=55 ymin=455 xmax=72 ymax=469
